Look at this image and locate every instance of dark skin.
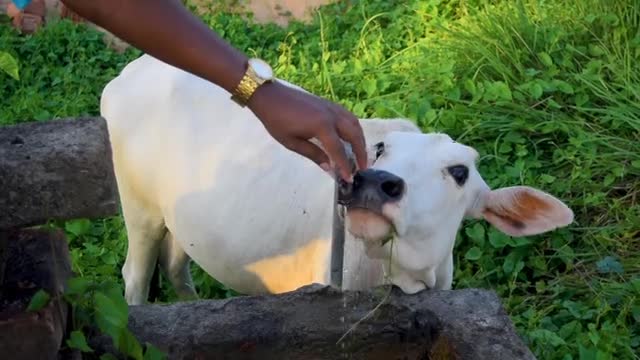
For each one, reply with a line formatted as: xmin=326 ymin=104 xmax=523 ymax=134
xmin=59 ymin=0 xmax=367 ymax=182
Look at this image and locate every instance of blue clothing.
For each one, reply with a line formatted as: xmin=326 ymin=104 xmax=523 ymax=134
xmin=12 ymin=0 xmax=32 ymax=10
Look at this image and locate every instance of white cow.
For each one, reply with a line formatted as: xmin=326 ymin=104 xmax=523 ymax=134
xmin=101 ymin=55 xmax=574 ymax=305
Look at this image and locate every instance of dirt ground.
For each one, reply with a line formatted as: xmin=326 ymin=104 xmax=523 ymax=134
xmin=190 ymin=0 xmax=336 ymax=26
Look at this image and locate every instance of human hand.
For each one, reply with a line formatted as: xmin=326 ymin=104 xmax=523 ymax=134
xmin=248 ymin=80 xmax=367 ymax=182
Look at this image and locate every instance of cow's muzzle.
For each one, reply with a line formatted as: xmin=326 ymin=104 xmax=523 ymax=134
xmin=337 ymin=169 xmax=405 ymax=213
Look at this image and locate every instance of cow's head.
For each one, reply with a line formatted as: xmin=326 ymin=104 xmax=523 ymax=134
xmin=337 ymin=131 xmax=574 ymax=293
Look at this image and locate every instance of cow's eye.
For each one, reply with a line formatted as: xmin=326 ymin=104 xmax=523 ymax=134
xmin=374 ymin=142 xmax=385 ymax=159
xmin=447 ymin=165 xmax=469 ymax=186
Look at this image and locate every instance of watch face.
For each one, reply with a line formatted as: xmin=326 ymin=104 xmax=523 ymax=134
xmin=249 ymin=58 xmax=273 ymax=80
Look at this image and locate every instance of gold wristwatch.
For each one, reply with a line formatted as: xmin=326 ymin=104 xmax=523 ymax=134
xmin=231 ymin=58 xmax=274 ymax=107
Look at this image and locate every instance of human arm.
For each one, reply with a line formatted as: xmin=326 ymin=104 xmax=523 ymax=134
xmin=59 ymin=0 xmax=367 ymax=181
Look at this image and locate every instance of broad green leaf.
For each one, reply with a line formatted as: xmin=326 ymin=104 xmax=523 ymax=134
xmin=558 ymin=320 xmax=581 ymax=340
xmin=503 ymin=252 xmax=520 ymax=274
xmin=489 ymin=228 xmax=509 ymax=249
xmin=0 ymin=51 xmax=19 ymax=80
xmin=537 ymin=52 xmax=553 ymax=67
xmin=464 ymin=79 xmax=477 ymax=96
xmin=603 ymin=174 xmax=616 ymax=186
xmin=67 ymin=330 xmax=93 ymax=352
xmin=552 ymin=80 xmax=575 ymax=94
xmin=352 ymin=102 xmax=365 ymax=116
xmin=118 ymin=328 xmax=144 ymax=360
xmin=513 ymin=260 xmax=525 ymax=274
xmin=530 ymin=329 xmax=566 ymax=347
xmin=465 ymin=246 xmax=483 ymax=261
xmin=588 ymin=44 xmax=605 ymax=57
xmin=588 ymin=327 xmax=600 ymax=346
xmin=485 ymin=81 xmax=512 ymax=101
xmin=547 ymin=99 xmax=562 ymax=109
xmin=563 ymin=300 xmax=594 ymax=320
xmin=512 ymin=90 xmax=525 ymax=102
xmin=539 ymin=174 xmax=557 ymax=183
xmin=557 ymin=245 xmax=575 ymax=266
xmin=447 ymin=86 xmax=461 ymax=101
xmin=65 ymin=219 xmax=92 ymax=237
xmin=575 ymin=93 xmax=589 ymax=106
xmin=94 ymin=291 xmax=129 ymax=339
xmin=465 ymin=223 xmax=485 ymax=246
xmin=509 ymin=237 xmax=532 ymax=247
xmin=530 ymin=83 xmax=543 ymax=99
xmin=535 ymin=280 xmax=547 ymax=293
xmin=65 ymin=276 xmax=92 ymax=296
xmin=27 ymin=289 xmax=51 ymax=312
xmin=531 ymin=257 xmax=548 ymax=274
xmin=362 ymin=78 xmax=377 ymax=96
xmin=497 ymin=83 xmax=513 ymax=101
xmin=578 ymin=344 xmax=598 ymax=360
xmin=94 ymin=287 xmax=143 ymax=360
xmin=498 ymin=142 xmax=512 ymax=154
xmin=504 ymin=131 xmax=526 ymax=144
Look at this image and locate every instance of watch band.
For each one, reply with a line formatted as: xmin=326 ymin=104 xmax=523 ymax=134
xmin=231 ymin=69 xmax=260 ymax=107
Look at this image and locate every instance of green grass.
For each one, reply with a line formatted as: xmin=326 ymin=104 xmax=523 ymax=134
xmin=1 ymin=0 xmax=639 ymax=358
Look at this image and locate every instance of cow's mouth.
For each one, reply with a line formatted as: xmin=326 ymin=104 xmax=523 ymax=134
xmin=337 ymin=169 xmax=404 ymax=244
xmin=344 ymin=205 xmax=397 ymax=245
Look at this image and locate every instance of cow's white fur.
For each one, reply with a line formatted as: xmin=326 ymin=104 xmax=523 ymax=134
xmin=101 ymin=55 xmax=574 ymax=305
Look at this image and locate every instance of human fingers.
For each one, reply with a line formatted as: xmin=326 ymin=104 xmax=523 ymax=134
xmin=333 ymin=106 xmax=368 ymax=171
xmin=286 ymin=137 xmax=331 ymax=170
xmin=317 ymin=128 xmax=353 ymax=182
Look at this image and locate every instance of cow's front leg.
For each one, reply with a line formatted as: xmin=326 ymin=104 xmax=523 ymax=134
xmin=433 ymin=252 xmax=453 ymax=290
xmin=119 ymin=190 xmax=166 ymax=305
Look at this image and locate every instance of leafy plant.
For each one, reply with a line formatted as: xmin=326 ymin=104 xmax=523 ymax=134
xmin=62 ymin=276 xmax=166 ymax=359
xmin=0 ymin=51 xmax=19 ymax=80
xmin=26 ymin=289 xmax=51 ymax=311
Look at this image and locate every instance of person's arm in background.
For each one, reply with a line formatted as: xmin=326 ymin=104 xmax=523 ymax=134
xmin=59 ymin=0 xmax=367 ymax=181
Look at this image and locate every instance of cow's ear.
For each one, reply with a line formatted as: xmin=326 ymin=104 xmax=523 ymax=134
xmin=478 ymin=186 xmax=574 ymax=237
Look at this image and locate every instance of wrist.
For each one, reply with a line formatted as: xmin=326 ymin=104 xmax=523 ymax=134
xmin=217 ymin=55 xmax=249 ymax=94
xmin=229 ymin=58 xmax=275 ymax=107
xmin=246 ymin=80 xmax=279 ymax=112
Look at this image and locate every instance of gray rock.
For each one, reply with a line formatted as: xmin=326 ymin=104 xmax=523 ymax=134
xmin=0 ymin=228 xmax=73 ymax=360
xmin=90 ymin=284 xmax=535 ymax=360
xmin=0 ymin=117 xmax=120 ymax=229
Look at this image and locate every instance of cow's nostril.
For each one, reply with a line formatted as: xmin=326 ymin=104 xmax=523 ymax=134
xmin=352 ymin=172 xmax=363 ymax=189
xmin=381 ymin=178 xmax=404 ymax=200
